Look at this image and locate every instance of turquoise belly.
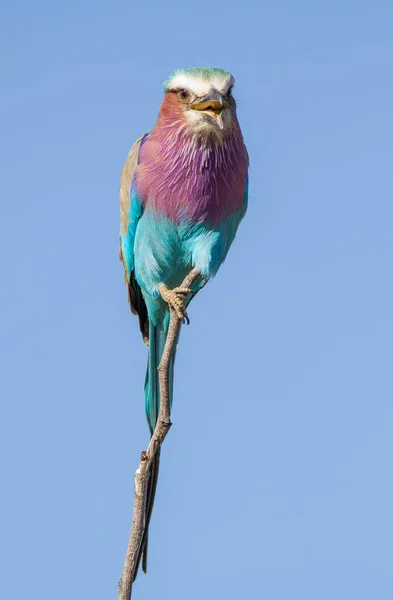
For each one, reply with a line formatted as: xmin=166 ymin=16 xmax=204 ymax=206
xmin=134 ymin=209 xmax=244 ymax=321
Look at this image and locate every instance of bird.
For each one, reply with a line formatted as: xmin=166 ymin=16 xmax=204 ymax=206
xmin=119 ymin=67 xmax=249 ymax=579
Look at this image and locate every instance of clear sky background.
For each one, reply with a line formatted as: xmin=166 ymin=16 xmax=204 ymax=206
xmin=2 ymin=1 xmax=393 ymax=598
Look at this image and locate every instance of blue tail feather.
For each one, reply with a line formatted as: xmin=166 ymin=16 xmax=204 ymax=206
xmin=145 ymin=319 xmax=177 ymax=433
xmin=135 ymin=318 xmax=178 ymax=578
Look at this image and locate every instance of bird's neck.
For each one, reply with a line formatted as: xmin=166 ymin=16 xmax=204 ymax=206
xmin=136 ymin=118 xmax=248 ymax=225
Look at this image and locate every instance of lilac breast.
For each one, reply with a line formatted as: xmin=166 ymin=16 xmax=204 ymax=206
xmin=136 ymin=120 xmax=248 ymax=226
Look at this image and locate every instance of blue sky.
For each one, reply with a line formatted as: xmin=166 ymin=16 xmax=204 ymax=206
xmin=2 ymin=1 xmax=393 ymax=598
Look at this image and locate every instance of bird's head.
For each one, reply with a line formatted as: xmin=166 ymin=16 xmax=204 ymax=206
xmin=162 ymin=67 xmax=237 ymax=137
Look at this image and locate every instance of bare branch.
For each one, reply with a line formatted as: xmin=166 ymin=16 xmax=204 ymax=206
xmin=118 ymin=267 xmax=201 ymax=600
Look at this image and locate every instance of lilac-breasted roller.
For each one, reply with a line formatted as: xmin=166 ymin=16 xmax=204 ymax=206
xmin=119 ymin=67 xmax=248 ymax=577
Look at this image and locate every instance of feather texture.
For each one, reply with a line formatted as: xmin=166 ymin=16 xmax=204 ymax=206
xmin=119 ymin=67 xmax=249 ymax=578
xmin=137 ymin=93 xmax=248 ymax=225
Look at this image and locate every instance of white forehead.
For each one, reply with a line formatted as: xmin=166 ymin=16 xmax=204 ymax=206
xmin=168 ymin=72 xmax=235 ymax=97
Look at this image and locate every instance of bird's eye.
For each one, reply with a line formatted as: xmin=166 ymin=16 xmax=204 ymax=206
xmin=226 ymin=86 xmax=233 ymax=98
xmin=177 ymin=89 xmax=190 ymax=102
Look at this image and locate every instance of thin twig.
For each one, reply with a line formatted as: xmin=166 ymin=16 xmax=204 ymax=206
xmin=118 ymin=268 xmax=201 ymax=600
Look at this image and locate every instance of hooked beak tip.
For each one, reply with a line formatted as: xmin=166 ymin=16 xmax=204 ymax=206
xmin=189 ymin=98 xmax=227 ymax=129
xmin=215 ymin=113 xmax=224 ymax=129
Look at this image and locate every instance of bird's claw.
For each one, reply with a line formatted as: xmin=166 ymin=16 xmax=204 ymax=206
xmin=159 ymin=285 xmax=193 ymax=321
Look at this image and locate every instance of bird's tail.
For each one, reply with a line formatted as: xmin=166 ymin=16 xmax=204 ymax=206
xmin=133 ymin=319 xmax=177 ymax=580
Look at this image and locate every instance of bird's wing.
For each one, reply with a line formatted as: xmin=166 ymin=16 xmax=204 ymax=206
xmin=244 ymin=172 xmax=249 ymax=207
xmin=119 ymin=133 xmax=149 ymax=343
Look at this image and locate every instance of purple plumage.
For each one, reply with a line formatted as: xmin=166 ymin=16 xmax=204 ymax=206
xmin=119 ymin=67 xmax=249 ymax=583
xmin=137 ymin=90 xmax=248 ymax=224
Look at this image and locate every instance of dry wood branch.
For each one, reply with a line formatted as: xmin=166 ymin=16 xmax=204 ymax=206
xmin=118 ymin=267 xmax=201 ymax=600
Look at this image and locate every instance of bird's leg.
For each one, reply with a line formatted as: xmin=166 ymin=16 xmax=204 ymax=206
xmin=159 ymin=285 xmax=193 ymax=321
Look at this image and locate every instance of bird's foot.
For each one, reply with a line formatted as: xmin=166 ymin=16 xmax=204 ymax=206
xmin=159 ymin=285 xmax=193 ymax=321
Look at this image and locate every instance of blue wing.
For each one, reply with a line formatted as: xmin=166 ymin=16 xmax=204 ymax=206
xmin=119 ymin=133 xmax=149 ymax=342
